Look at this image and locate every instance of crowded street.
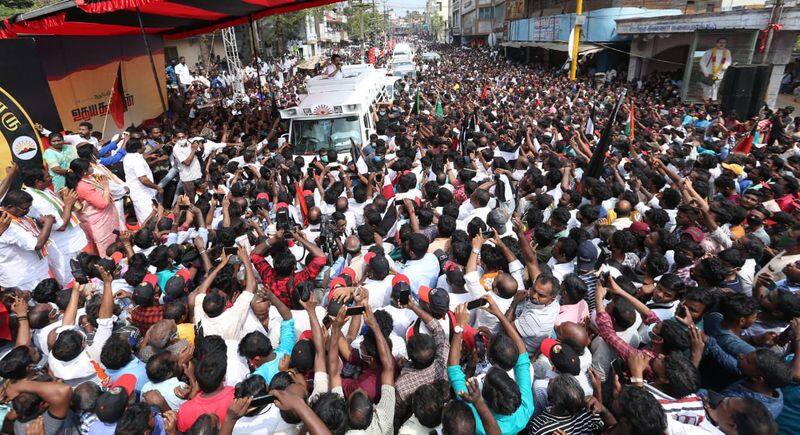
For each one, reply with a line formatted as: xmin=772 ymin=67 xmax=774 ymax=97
xmin=0 ymin=0 xmax=799 ymax=434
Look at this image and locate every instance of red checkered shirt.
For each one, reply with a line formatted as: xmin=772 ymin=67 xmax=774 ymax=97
xmin=250 ymin=254 xmax=327 ymax=306
xmin=130 ymin=305 xmax=164 ymax=334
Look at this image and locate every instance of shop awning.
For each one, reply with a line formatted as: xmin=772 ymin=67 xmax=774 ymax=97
xmin=296 ymin=55 xmax=322 ymax=70
xmin=0 ymin=0 xmax=340 ymax=40
xmin=501 ymin=40 xmax=604 ymax=55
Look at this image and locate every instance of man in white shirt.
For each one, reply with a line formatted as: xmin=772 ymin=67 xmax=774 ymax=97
xmin=21 ymin=168 xmax=88 ymax=286
xmin=175 ymin=57 xmax=193 ymax=91
xmin=123 ymin=138 xmax=161 ymax=225
xmin=509 ymin=274 xmax=561 ymax=353
xmin=324 ymin=54 xmax=344 ymax=79
xmin=361 ymin=254 xmax=394 ymax=308
xmin=62 ymin=121 xmax=99 ymax=149
xmin=172 ymin=137 xmax=203 ymax=195
xmin=398 ymin=233 xmax=441 ymax=294
xmin=193 ymin=248 xmax=257 ymax=342
xmin=0 ymin=190 xmax=56 ymax=290
xmin=457 ymin=188 xmax=492 ymax=231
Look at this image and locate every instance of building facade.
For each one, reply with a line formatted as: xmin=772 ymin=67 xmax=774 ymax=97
xmin=427 ymin=0 xmax=451 ymax=42
xmin=617 ymin=5 xmax=800 ymax=107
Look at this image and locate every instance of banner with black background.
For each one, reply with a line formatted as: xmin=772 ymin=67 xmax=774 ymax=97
xmin=0 ymin=38 xmax=62 ymax=180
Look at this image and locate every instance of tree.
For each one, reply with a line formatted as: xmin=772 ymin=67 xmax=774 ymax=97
xmin=343 ymin=4 xmax=386 ymax=43
xmin=430 ymin=14 xmax=445 ymax=42
xmin=0 ymin=0 xmax=38 ymax=18
xmin=258 ymin=10 xmax=310 ymax=56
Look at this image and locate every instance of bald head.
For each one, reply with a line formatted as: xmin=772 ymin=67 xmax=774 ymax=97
xmin=335 ymin=197 xmax=349 ymax=212
xmin=556 ymin=321 xmax=590 ymax=354
xmin=307 ymin=207 xmax=321 ymax=224
xmin=493 ymin=273 xmax=517 ymax=299
xmin=615 ymin=200 xmax=632 ymax=217
xmin=344 ymin=235 xmax=361 ymax=254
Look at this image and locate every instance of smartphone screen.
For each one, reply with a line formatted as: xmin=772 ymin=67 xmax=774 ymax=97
xmin=345 ymin=306 xmax=366 ymax=316
xmin=249 ymin=394 xmax=275 ymax=409
xmin=399 ymin=290 xmax=410 ymax=305
xmin=466 ymin=299 xmax=488 ymax=310
xmin=223 ymin=247 xmax=238 ymax=255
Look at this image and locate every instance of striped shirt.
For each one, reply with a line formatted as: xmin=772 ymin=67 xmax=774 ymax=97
xmin=578 ymin=272 xmax=598 ymax=311
xmin=644 ymin=383 xmax=707 ymax=426
xmin=524 ymin=409 xmax=603 ymax=435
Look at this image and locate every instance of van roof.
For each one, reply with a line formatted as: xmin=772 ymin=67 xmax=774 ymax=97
xmin=393 ymin=43 xmax=412 ymax=53
xmin=306 ymin=64 xmax=386 ymax=94
xmin=280 ymin=64 xmax=397 ymax=119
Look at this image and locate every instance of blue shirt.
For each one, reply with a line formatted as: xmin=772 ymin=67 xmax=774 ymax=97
xmin=447 ymin=353 xmax=534 ymax=435
xmin=723 ymin=379 xmax=784 ymax=417
xmin=98 ymin=140 xmax=127 ymax=166
xmin=253 ymin=319 xmax=295 ymax=384
xmin=104 ymin=357 xmax=149 ymax=394
xmin=777 ymin=356 xmax=800 ymax=434
xmin=400 ymin=253 xmax=440 ymax=295
xmin=703 ymin=312 xmax=756 ymax=357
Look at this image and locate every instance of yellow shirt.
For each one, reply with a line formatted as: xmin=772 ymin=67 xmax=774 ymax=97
xmin=177 ymin=323 xmax=195 ymax=345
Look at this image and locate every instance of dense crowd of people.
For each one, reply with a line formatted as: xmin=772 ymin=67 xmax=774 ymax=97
xmin=1 ymin=40 xmax=800 ymax=435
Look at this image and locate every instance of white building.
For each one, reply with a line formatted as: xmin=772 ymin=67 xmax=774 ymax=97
xmin=426 ymin=0 xmax=450 ymax=42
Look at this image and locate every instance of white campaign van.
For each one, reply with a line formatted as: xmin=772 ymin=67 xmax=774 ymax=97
xmin=280 ymin=64 xmax=400 ymax=162
xmin=392 ymin=43 xmax=413 ymax=58
xmin=391 ymin=43 xmax=416 ymax=77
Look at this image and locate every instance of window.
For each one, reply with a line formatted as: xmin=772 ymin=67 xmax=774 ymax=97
xmin=164 ymin=46 xmax=178 ymax=63
xmin=291 ymin=115 xmax=362 ymax=154
xmin=478 ymin=7 xmax=493 ymax=20
xmin=437 ymin=1 xmax=442 ymax=11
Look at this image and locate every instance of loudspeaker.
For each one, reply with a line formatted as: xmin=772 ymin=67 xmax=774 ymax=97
xmin=719 ymin=65 xmax=771 ymax=120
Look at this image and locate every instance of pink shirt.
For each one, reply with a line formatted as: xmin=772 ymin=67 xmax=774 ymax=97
xmin=555 ymin=300 xmax=590 ymax=326
xmin=177 ymin=386 xmax=234 ymax=432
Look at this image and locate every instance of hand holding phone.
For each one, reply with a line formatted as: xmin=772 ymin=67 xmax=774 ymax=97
xmin=466 ymin=299 xmax=488 ymax=310
xmin=345 ymin=306 xmax=366 ymax=316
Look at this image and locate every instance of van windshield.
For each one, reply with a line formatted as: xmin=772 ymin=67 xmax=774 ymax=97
xmin=393 ymin=61 xmax=413 ymax=68
xmin=291 ymin=116 xmax=362 ymax=154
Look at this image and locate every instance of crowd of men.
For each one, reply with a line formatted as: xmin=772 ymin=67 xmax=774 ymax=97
xmin=0 ymin=41 xmax=800 ymax=435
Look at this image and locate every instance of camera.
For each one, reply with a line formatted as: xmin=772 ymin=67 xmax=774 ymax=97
xmin=275 ymin=208 xmax=297 ymax=233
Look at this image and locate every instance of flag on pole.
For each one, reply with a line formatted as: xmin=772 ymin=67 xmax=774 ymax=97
xmin=350 ymin=138 xmax=369 ymax=174
xmin=376 ymin=198 xmax=398 ymax=238
xmin=732 ymin=122 xmax=758 ymax=154
xmin=435 ymin=97 xmax=443 ymax=118
xmin=628 ymin=99 xmax=635 ymax=143
xmin=108 ymin=63 xmax=127 ymax=129
xmin=586 ymin=89 xmax=627 ymax=179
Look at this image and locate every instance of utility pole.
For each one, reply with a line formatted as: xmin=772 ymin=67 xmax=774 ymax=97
xmin=760 ymin=0 xmax=784 ymax=64
xmin=360 ymin=1 xmax=365 ymax=63
xmin=569 ymin=0 xmax=584 ymax=81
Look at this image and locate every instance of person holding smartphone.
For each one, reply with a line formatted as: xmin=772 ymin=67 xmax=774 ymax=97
xmin=396 ymin=296 xmax=450 ymax=402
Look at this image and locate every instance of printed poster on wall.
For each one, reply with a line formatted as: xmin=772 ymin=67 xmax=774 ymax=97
xmin=34 ymin=34 xmax=167 ymax=133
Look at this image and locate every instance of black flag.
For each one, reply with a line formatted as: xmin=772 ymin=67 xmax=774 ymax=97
xmin=585 ymin=89 xmax=627 ymax=180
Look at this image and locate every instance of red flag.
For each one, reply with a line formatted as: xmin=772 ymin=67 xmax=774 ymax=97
xmin=108 ymin=63 xmax=127 ymax=128
xmin=295 ymin=182 xmax=308 ymax=225
xmin=0 ymin=302 xmax=10 ymax=341
xmin=629 ymin=100 xmax=635 ymax=143
xmin=733 ymin=122 xmax=757 ymax=154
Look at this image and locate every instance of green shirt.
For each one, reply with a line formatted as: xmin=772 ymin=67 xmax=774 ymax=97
xmin=43 ymin=145 xmax=78 ymax=191
xmin=447 ymin=353 xmax=534 ymax=435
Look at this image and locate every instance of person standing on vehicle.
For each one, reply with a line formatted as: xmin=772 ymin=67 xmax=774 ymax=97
xmin=325 ymin=54 xmax=344 ymax=80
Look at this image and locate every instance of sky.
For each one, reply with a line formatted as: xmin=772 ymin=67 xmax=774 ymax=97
xmin=378 ymin=0 xmax=427 ymax=17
